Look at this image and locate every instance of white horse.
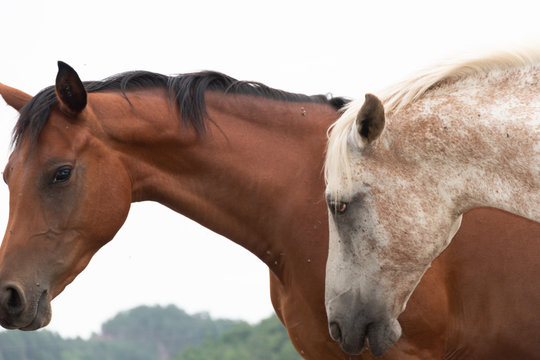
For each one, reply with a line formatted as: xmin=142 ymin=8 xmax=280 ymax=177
xmin=324 ymin=49 xmax=540 ymax=357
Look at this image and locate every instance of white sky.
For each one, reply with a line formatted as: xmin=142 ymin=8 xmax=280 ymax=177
xmin=0 ymin=0 xmax=539 ymax=339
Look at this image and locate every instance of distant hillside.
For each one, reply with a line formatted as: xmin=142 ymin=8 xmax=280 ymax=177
xmin=0 ymin=305 xmax=300 ymax=360
xmin=100 ymin=304 xmax=240 ymax=359
xmin=174 ymin=315 xmax=301 ymax=360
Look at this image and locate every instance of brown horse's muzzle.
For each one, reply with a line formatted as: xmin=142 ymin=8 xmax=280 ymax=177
xmin=0 ymin=281 xmax=52 ymax=330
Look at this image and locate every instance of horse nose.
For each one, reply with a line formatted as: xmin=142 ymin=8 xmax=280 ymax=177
xmin=329 ymin=321 xmax=342 ymax=342
xmin=0 ymin=283 xmax=26 ymax=316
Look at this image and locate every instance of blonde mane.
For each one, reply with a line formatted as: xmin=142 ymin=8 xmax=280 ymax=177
xmin=325 ymin=47 xmax=540 ymax=198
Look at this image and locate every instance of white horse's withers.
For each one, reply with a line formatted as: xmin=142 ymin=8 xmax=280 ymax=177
xmin=324 ymin=50 xmax=540 ymax=357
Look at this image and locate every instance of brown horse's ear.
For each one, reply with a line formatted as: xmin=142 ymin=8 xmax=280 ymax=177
xmin=356 ymin=93 xmax=385 ymax=145
xmin=55 ymin=61 xmax=87 ymax=115
xmin=0 ymin=83 xmax=32 ymax=112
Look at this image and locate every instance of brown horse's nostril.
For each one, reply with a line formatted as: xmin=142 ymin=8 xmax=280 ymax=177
xmin=329 ymin=321 xmax=342 ymax=342
xmin=1 ymin=284 xmax=26 ymax=316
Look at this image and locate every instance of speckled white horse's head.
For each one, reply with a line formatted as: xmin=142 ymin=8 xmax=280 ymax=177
xmin=324 ymin=49 xmax=540 ymax=357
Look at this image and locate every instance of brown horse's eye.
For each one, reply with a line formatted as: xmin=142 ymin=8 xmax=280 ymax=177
xmin=52 ymin=166 xmax=72 ymax=184
xmin=328 ymin=200 xmax=348 ymax=215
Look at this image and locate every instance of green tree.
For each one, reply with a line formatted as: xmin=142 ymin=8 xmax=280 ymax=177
xmin=0 ymin=330 xmax=65 ymax=360
xmin=101 ymin=304 xmax=239 ymax=358
xmin=174 ymin=315 xmax=301 ymax=360
xmin=0 ymin=305 xmax=297 ymax=360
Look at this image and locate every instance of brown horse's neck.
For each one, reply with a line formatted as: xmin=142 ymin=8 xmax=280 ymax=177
xmin=92 ymin=89 xmax=336 ymax=275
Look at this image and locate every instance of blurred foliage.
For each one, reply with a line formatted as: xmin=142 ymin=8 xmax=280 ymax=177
xmin=174 ymin=316 xmax=301 ymax=360
xmin=0 ymin=305 xmax=300 ymax=360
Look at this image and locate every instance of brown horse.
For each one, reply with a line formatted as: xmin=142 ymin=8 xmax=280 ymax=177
xmin=0 ymin=62 xmax=539 ymax=359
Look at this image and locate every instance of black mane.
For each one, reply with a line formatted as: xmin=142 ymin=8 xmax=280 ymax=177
xmin=14 ymin=70 xmax=348 ymax=146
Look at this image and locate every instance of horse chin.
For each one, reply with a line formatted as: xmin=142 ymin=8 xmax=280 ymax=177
xmin=336 ymin=330 xmax=368 ymax=355
xmin=366 ymin=319 xmax=402 ymax=357
xmin=336 ymin=318 xmax=402 ymax=357
xmin=21 ymin=291 xmax=52 ymax=331
xmin=338 ymin=341 xmax=367 ymax=355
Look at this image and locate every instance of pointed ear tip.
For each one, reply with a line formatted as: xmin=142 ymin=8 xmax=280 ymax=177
xmin=0 ymin=82 xmax=11 ymax=94
xmin=57 ymin=61 xmax=74 ymax=72
xmin=364 ymin=93 xmax=382 ymax=103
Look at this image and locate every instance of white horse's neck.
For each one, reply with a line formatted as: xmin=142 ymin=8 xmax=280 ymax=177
xmin=386 ymin=64 xmax=540 ymax=222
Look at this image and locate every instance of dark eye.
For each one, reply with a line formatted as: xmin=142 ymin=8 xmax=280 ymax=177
xmin=328 ymin=200 xmax=348 ymax=215
xmin=52 ymin=166 xmax=72 ymax=184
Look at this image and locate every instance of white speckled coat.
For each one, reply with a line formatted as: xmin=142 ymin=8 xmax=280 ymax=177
xmin=324 ymin=50 xmax=540 ymax=356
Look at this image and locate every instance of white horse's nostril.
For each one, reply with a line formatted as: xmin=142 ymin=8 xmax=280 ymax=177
xmin=329 ymin=322 xmax=342 ymax=341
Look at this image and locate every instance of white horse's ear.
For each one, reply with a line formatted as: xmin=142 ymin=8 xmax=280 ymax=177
xmin=356 ymin=94 xmax=385 ymax=145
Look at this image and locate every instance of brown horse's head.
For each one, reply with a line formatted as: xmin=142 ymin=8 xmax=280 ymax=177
xmin=0 ymin=62 xmax=132 ymax=330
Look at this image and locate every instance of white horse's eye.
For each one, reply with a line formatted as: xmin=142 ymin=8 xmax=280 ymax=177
xmin=328 ymin=200 xmax=348 ymax=215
